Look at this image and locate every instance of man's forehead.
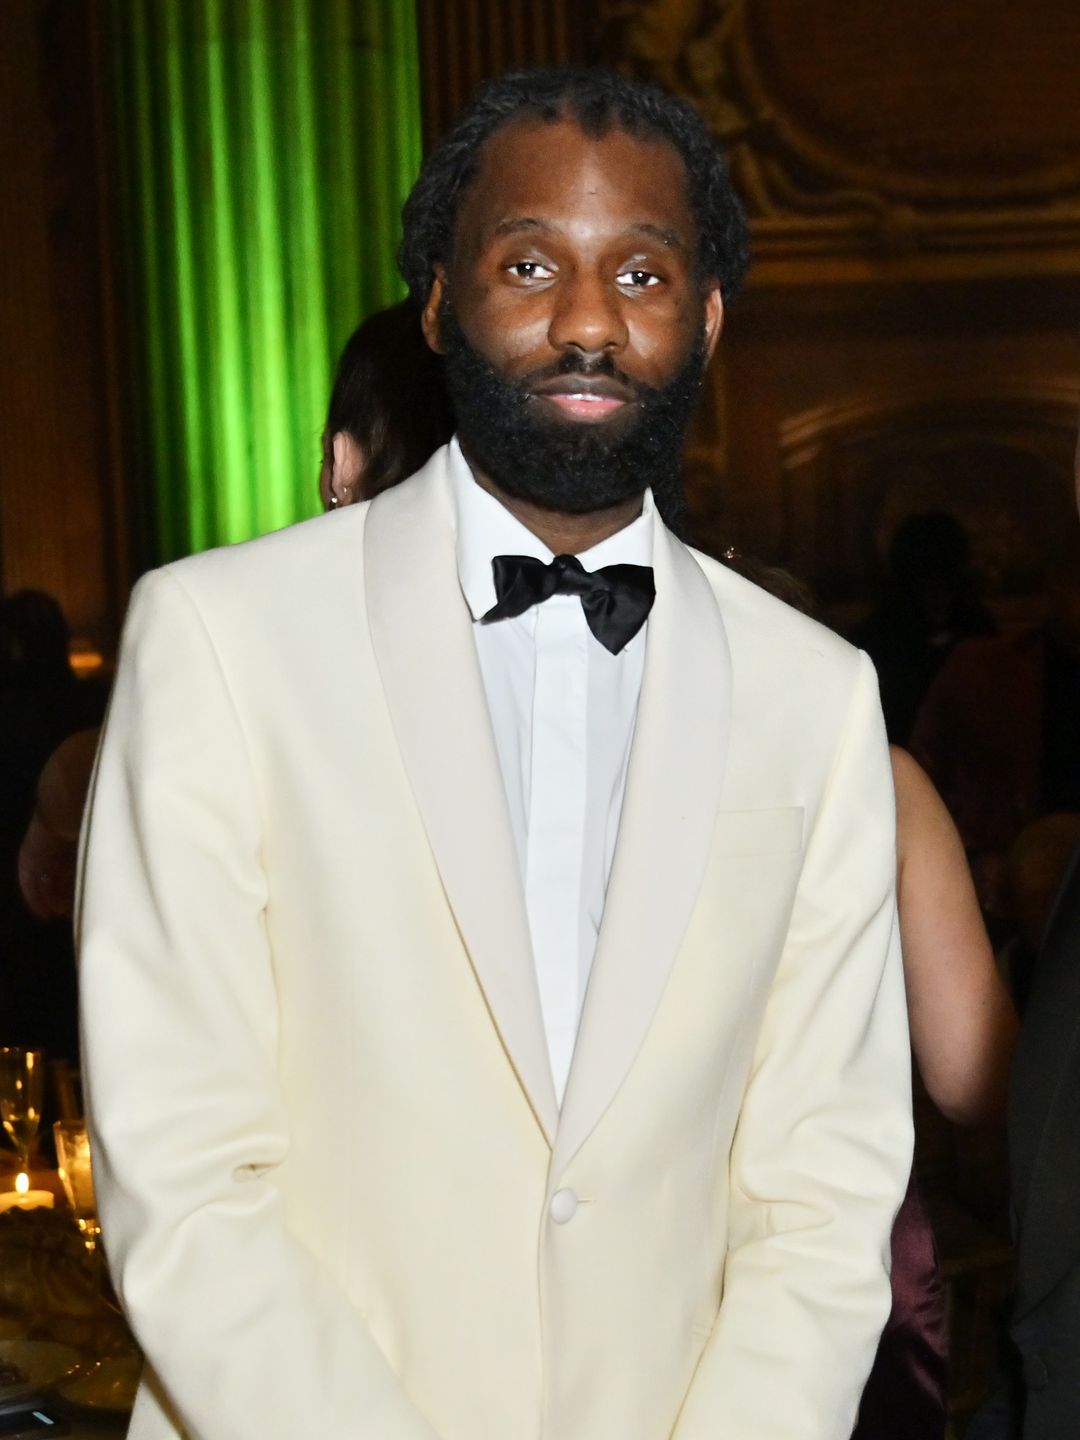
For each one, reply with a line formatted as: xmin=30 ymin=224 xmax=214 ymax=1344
xmin=457 ymin=115 xmax=695 ymax=247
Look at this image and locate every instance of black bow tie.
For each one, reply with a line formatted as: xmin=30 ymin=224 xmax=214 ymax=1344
xmin=481 ymin=553 xmax=655 ymax=655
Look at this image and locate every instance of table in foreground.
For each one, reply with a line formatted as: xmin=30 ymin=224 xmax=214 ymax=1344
xmin=0 ymin=1396 xmax=127 ymax=1439
xmin=0 ymin=1203 xmax=139 ymax=1438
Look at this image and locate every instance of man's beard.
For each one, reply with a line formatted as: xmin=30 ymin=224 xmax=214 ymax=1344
xmin=439 ymin=305 xmax=709 ymax=534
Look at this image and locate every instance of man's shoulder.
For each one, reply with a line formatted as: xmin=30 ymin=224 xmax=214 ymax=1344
xmin=686 ymin=543 xmax=860 ymax=675
xmin=116 ymin=507 xmax=374 ymax=664
xmin=153 ymin=503 xmax=369 ymax=599
xmin=141 ymin=446 xmax=452 ymax=601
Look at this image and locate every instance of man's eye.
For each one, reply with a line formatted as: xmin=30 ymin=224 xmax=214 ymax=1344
xmin=507 ymin=261 xmax=553 ymax=280
xmin=617 ymin=269 xmax=661 ymax=289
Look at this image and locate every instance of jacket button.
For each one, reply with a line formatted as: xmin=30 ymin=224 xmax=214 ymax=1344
xmin=549 ymin=1189 xmax=578 ymax=1224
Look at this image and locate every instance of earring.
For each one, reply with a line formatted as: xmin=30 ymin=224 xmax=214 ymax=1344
xmin=328 ymin=494 xmax=339 ymax=509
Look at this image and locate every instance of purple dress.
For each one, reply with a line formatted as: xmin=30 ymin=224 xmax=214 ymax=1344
xmin=851 ymin=1174 xmax=949 ymax=1439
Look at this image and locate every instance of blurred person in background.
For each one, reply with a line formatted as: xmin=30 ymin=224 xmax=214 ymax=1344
xmin=911 ymin=541 xmax=1080 ymax=921
xmin=854 ymin=511 xmax=995 ymax=746
xmin=0 ymin=591 xmax=106 ymax=1060
xmin=17 ymin=728 xmax=102 ymax=923
xmin=726 ymin=548 xmax=1016 ymax=1439
xmin=998 ymin=811 xmax=1080 ymax=1016
xmin=851 ymin=745 xmax=1015 ymax=1440
xmin=319 ymin=297 xmax=453 ymax=510
xmin=968 ymin=424 xmax=1080 ymax=1440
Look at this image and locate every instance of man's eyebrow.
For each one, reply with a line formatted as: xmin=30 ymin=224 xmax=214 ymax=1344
xmin=487 ymin=217 xmax=690 ymax=252
xmin=626 ymin=223 xmax=688 ymax=252
xmin=489 ymin=217 xmax=557 ymax=240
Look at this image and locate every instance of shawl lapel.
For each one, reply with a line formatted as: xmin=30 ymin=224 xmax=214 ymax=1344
xmin=364 ymin=452 xmax=559 ymax=1143
xmin=551 ymin=527 xmax=732 ymax=1179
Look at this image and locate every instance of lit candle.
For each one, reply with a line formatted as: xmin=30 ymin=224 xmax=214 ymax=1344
xmin=0 ymin=1172 xmax=54 ymax=1212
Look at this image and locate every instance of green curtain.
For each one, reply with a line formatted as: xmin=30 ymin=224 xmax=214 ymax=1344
xmin=109 ymin=0 xmax=422 ymax=562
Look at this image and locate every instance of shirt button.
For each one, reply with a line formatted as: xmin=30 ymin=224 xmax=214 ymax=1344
xmin=549 ymin=1188 xmax=578 ymax=1224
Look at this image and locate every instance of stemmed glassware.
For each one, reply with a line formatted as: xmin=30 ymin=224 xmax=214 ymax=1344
xmin=0 ymin=1046 xmax=44 ymax=1181
xmin=53 ymin=1120 xmax=101 ymax=1253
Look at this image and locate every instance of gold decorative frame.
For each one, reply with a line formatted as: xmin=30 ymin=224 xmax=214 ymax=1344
xmin=596 ymin=0 xmax=1080 ymax=264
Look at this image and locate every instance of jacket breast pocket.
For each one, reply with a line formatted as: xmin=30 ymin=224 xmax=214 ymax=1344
xmin=710 ymin=806 xmax=804 ymax=859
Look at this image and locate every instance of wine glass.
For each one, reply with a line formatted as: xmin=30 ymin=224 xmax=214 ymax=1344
xmin=53 ymin=1120 xmax=101 ymax=1253
xmin=0 ymin=1047 xmax=44 ymax=1180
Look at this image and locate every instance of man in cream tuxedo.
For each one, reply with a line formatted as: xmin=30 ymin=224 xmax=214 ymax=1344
xmin=79 ymin=68 xmax=912 ymax=1440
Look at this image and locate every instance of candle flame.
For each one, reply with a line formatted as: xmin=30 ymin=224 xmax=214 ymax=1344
xmin=15 ymin=1172 xmax=29 ymax=1195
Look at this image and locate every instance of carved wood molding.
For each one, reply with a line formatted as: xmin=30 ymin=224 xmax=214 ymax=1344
xmin=777 ymin=379 xmax=1080 ymax=597
xmin=779 ymin=380 xmax=1080 ymax=473
xmin=596 ymin=0 xmax=1080 ymax=264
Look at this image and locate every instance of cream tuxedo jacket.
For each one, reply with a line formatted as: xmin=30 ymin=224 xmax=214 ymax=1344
xmin=78 ymin=448 xmax=912 ymax=1440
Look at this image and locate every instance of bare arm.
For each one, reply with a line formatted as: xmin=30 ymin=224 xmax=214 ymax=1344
xmin=18 ymin=728 xmax=100 ymax=919
xmin=891 ymin=745 xmax=1017 ymax=1125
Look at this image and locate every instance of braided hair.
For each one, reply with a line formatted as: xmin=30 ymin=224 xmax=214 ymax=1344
xmin=398 ymin=66 xmax=749 ymax=306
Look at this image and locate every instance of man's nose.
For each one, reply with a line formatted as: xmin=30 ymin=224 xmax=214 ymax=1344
xmin=547 ymin=270 xmax=629 ymax=358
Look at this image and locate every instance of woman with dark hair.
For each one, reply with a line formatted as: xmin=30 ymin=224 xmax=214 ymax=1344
xmin=318 ymin=298 xmax=454 ymax=509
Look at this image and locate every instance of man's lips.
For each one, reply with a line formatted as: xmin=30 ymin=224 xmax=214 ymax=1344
xmin=527 ymin=374 xmax=636 ymax=421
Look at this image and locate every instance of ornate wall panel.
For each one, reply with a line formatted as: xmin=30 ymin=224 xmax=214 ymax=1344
xmin=596 ymin=0 xmax=1080 ymax=270
xmin=700 ymin=277 xmax=1080 ymax=613
xmin=745 ymin=4 xmax=1080 ymax=195
xmin=416 ymin=0 xmax=592 ymax=145
xmin=594 ymin=0 xmax=1080 ymax=607
xmin=777 ymin=383 xmax=1080 ymax=610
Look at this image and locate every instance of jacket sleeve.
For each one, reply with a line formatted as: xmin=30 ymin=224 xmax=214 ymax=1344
xmin=77 ymin=568 xmax=442 ymax=1440
xmin=672 ymin=652 xmax=913 ymax=1440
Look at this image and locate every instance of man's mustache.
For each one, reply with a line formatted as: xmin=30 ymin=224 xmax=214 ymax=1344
xmin=517 ymin=351 xmax=647 ymax=399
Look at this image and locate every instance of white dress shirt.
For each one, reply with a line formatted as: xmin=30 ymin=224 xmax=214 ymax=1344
xmin=450 ymin=439 xmax=652 ymax=1103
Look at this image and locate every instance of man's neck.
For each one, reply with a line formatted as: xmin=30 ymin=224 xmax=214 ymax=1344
xmin=466 ymin=460 xmax=644 ymax=556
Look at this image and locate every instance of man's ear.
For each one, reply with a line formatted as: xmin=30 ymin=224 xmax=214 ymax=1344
xmin=330 ymin=430 xmax=365 ymax=506
xmin=702 ymin=284 xmax=724 ymax=363
xmin=421 ymin=265 xmax=448 ymax=355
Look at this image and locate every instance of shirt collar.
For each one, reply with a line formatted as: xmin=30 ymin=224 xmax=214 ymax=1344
xmin=449 ymin=435 xmax=656 ymax=622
